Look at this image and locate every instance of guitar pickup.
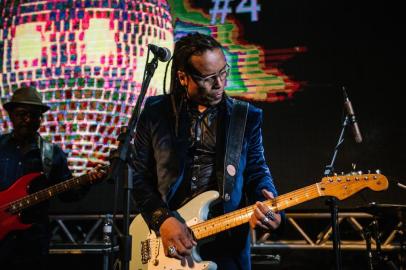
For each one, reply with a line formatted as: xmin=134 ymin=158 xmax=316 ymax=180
xmin=140 ymin=239 xmax=151 ymax=264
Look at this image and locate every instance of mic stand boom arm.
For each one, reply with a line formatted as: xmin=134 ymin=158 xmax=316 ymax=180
xmin=108 ymin=54 xmax=159 ymax=270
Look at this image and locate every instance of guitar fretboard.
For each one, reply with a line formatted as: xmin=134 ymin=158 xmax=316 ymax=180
xmin=191 ymin=183 xmax=323 ymax=239
xmin=7 ymin=174 xmax=91 ymax=214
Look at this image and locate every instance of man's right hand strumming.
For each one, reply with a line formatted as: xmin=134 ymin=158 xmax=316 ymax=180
xmin=159 ymin=217 xmax=197 ymax=260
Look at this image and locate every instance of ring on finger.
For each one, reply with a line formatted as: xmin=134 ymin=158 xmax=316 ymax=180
xmin=265 ymin=210 xmax=275 ymax=221
xmin=261 ymin=216 xmax=270 ymax=224
xmin=168 ymin=245 xmax=176 ymax=256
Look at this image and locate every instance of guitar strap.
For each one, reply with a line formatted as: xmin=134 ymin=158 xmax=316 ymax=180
xmin=221 ymin=99 xmax=249 ymax=202
xmin=40 ymin=138 xmax=54 ymax=179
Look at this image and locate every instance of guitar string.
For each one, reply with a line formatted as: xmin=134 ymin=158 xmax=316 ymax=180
xmin=191 ymin=184 xmax=320 ymax=238
xmin=191 ymin=182 xmax=350 ymax=236
xmin=8 ymin=164 xmax=110 ymax=212
xmin=4 ymin=175 xmax=90 ymax=213
xmin=191 ymin=176 xmax=381 ymax=239
xmin=0 ymin=174 xmax=382 ymax=228
xmin=2 ymin=165 xmax=109 ymax=213
xmin=192 ymin=186 xmax=327 ymax=238
xmin=5 ymin=177 xmax=82 ymax=213
xmin=192 ymin=177 xmax=380 ymax=238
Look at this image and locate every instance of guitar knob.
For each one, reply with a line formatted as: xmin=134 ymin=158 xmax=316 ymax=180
xmin=375 ymin=169 xmax=381 ymax=174
xmin=357 ymin=171 xmax=363 ymax=175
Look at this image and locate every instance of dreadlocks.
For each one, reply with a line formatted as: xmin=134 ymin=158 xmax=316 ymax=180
xmin=165 ymin=32 xmax=223 ymax=137
xmin=169 ymin=32 xmax=223 ymax=96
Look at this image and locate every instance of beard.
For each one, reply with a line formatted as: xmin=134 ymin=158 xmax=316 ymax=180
xmin=197 ymin=87 xmax=224 ymax=107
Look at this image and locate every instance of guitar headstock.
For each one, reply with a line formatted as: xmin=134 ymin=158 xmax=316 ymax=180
xmin=320 ymin=171 xmax=389 ymax=200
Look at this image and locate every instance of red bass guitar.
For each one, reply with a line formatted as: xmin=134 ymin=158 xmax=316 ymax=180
xmin=0 ymin=169 xmax=105 ymax=240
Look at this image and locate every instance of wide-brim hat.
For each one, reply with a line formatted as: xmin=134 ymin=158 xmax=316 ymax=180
xmin=3 ymin=86 xmax=50 ymax=113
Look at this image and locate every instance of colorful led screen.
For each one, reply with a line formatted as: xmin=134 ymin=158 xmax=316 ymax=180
xmin=0 ymin=0 xmax=174 ymax=174
xmin=1 ymin=0 xmax=303 ymax=174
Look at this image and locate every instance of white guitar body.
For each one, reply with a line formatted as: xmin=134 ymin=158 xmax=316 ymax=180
xmin=128 ymin=173 xmax=388 ymax=269
xmin=129 ymin=191 xmax=220 ymax=270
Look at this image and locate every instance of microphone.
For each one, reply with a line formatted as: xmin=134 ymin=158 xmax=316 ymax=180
xmin=342 ymin=87 xmax=363 ymax=143
xmin=397 ymin=181 xmax=406 ymax=191
xmin=148 ymin=44 xmax=171 ymax=62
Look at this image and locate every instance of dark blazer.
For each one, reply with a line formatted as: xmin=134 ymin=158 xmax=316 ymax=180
xmin=132 ymin=94 xmax=279 ymax=269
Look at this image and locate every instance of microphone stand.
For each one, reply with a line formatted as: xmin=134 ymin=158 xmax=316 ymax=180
xmin=323 ymin=114 xmax=351 ymax=270
xmin=107 ymin=51 xmax=160 ymax=270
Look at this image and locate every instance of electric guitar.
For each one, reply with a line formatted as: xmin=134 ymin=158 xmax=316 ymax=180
xmin=130 ymin=172 xmax=388 ymax=270
xmin=0 ymin=167 xmax=107 ymax=240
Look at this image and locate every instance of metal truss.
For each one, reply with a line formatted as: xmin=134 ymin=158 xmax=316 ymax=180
xmin=251 ymin=212 xmax=405 ymax=251
xmin=49 ymin=214 xmax=123 ymax=255
xmin=49 ymin=212 xmax=405 ymax=253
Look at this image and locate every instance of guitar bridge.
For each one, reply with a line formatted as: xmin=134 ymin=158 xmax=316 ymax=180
xmin=140 ymin=240 xmax=151 ymax=264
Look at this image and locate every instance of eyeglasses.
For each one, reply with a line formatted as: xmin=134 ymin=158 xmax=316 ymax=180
xmin=189 ymin=64 xmax=230 ymax=86
xmin=13 ymin=109 xmax=42 ymax=120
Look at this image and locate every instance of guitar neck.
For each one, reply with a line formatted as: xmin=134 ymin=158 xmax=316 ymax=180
xmin=8 ymin=174 xmax=92 ymax=214
xmin=191 ymin=183 xmax=323 ymax=240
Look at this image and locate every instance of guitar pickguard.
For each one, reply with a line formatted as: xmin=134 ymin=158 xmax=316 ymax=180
xmin=130 ymin=191 xmax=219 ymax=270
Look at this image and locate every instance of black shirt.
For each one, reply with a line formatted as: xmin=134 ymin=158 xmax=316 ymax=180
xmin=168 ymin=100 xmax=221 ymax=209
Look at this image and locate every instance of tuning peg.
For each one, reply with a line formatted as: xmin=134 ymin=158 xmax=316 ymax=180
xmin=375 ymin=169 xmax=381 ymax=174
xmin=328 ymin=177 xmax=334 ymax=182
xmin=367 ymin=170 xmax=371 ymax=174
xmin=357 ymin=171 xmax=363 ymax=175
xmin=341 ymin=172 xmax=345 ymax=175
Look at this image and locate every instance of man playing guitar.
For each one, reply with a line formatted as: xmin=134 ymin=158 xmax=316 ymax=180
xmin=131 ymin=33 xmax=283 ymax=270
xmin=0 ymin=86 xmax=106 ymax=270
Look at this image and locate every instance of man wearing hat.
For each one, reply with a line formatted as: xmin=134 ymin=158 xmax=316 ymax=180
xmin=0 ymin=86 xmax=105 ymax=269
